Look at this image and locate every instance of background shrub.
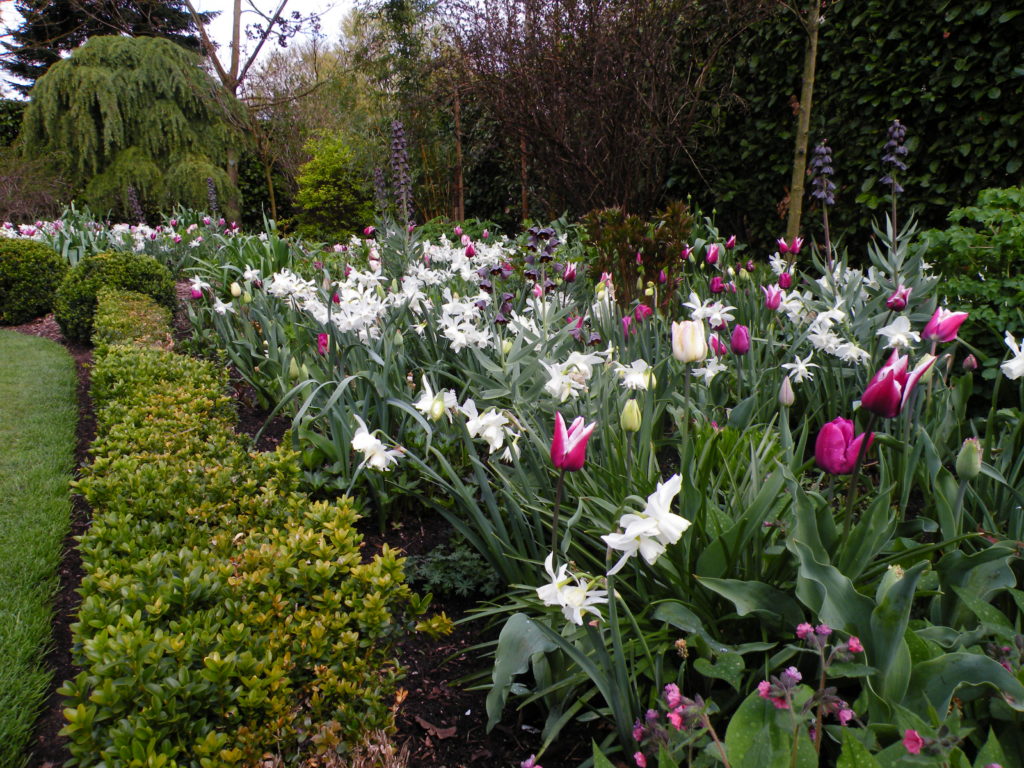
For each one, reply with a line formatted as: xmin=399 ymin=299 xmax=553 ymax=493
xmin=289 ymin=134 xmax=375 ymax=243
xmin=53 ymin=251 xmax=175 ymax=343
xmin=92 ymin=287 xmax=173 ymax=351
xmin=0 ymin=239 xmax=67 ymax=324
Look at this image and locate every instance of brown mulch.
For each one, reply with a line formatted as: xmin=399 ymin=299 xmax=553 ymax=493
xmin=8 ymin=306 xmax=593 ymax=768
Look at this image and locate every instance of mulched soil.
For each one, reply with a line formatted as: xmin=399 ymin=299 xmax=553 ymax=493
xmin=8 ymin=301 xmax=594 ymax=768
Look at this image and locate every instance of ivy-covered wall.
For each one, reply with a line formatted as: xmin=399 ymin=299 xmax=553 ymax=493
xmin=676 ymin=1 xmax=1024 ymax=250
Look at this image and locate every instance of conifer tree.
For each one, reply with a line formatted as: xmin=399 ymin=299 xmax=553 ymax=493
xmin=20 ymin=35 xmax=243 ymax=220
xmin=1 ymin=0 xmax=214 ymax=95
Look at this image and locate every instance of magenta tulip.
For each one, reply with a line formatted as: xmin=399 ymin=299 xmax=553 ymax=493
xmin=709 ymin=276 xmax=725 ymax=294
xmin=705 ymin=244 xmax=720 ymax=265
xmin=551 ymin=412 xmax=596 ymax=472
xmin=317 ymin=333 xmax=329 ymax=356
xmin=778 ymin=272 xmax=793 ymax=289
xmin=730 ymin=324 xmax=751 ymax=355
xmin=763 ymin=284 xmax=784 ymax=310
xmin=886 ymin=285 xmax=912 ymax=311
xmin=922 ymin=307 xmax=968 ymax=342
xmin=725 ymin=235 xmax=737 ymax=249
xmin=708 ymin=333 xmax=728 ymax=356
xmin=776 ymin=237 xmax=790 ymax=254
xmin=465 ymin=243 xmax=476 ymax=258
xmin=861 ymin=350 xmax=936 ymax=418
xmin=815 ymin=417 xmax=874 ymax=475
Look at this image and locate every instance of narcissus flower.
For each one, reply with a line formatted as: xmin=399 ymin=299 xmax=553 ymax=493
xmin=536 ymin=553 xmax=608 ymax=625
xmin=1002 ymin=331 xmax=1024 ymax=380
xmin=815 ymin=417 xmax=874 ymax=475
xmin=603 ymin=474 xmax=689 ymax=575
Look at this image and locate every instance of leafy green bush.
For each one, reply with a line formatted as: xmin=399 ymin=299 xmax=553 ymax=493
xmin=92 ymin=287 xmax=173 ymax=350
xmin=290 ymin=134 xmax=375 ymax=243
xmin=0 ymin=238 xmax=67 ymax=324
xmin=53 ymin=251 xmax=175 ymax=343
xmin=63 ymin=340 xmax=436 ymax=766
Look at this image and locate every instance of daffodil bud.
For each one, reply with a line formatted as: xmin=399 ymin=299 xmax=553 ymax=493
xmin=230 ymin=281 xmax=242 ymax=297
xmin=644 ymin=287 xmax=655 ymax=297
xmin=393 ymin=329 xmax=404 ymax=347
xmin=955 ymin=437 xmax=982 ymax=481
xmin=242 ymin=291 xmax=252 ymax=304
xmin=502 ymin=339 xmax=514 ymax=356
xmin=620 ymin=399 xmax=642 ymax=432
xmin=779 ymin=376 xmax=795 ymax=407
xmin=288 ymin=357 xmax=300 ymax=381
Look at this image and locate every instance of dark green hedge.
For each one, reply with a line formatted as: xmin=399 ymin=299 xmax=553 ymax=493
xmin=675 ymin=1 xmax=1024 ymax=251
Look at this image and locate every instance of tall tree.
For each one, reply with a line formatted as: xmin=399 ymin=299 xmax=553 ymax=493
xmin=0 ymin=0 xmax=213 ymax=95
xmin=20 ymin=35 xmax=243 ymax=220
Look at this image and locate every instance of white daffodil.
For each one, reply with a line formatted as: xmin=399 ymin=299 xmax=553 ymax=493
xmin=242 ymin=265 xmax=260 ymax=282
xmin=615 ymin=359 xmax=656 ymax=390
xmin=212 ymin=297 xmax=234 ymax=315
xmin=460 ymin=398 xmax=516 ymax=454
xmin=1001 ymin=331 xmax=1024 ymax=380
xmin=782 ymin=352 xmax=820 ymax=384
xmin=877 ymin=315 xmax=921 ymax=349
xmin=602 ymin=475 xmax=689 ymax=575
xmin=692 ymin=358 xmax=727 ymax=384
xmin=834 ymin=342 xmax=871 ymax=365
xmin=414 ymin=376 xmax=458 ymax=422
xmin=536 ymin=554 xmax=608 ymax=626
xmin=351 ymin=415 xmax=402 ymax=471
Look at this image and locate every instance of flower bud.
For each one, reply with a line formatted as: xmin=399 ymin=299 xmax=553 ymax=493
xmin=393 ymin=329 xmax=404 ymax=347
xmin=620 ymin=399 xmax=642 ymax=432
xmin=242 ymin=292 xmax=252 ymax=304
xmin=955 ymin=437 xmax=982 ymax=481
xmin=429 ymin=393 xmax=447 ymax=422
xmin=289 ymin=357 xmax=300 ymax=381
xmin=502 ymin=338 xmax=514 ymax=356
xmin=672 ymin=320 xmax=707 ymax=363
xmin=779 ymin=376 xmax=795 ymax=407
xmin=230 ymin=282 xmax=242 ymax=297
xmin=962 ymin=354 xmax=978 ymax=371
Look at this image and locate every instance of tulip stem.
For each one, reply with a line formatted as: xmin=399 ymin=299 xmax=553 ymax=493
xmin=551 ymin=469 xmax=566 ymax=556
xmin=842 ymin=413 xmax=877 ymax=542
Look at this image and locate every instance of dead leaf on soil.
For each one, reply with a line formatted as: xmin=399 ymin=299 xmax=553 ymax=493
xmin=415 ymin=715 xmax=457 ymax=739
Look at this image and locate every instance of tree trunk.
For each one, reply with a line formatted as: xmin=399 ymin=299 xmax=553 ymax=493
xmin=785 ymin=0 xmax=820 ymax=243
xmin=263 ymin=159 xmax=278 ymax=221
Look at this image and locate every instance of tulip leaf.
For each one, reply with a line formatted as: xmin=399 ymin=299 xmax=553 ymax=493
xmin=652 ymin=600 xmax=705 ymax=634
xmin=486 ymin=614 xmax=557 ymax=732
xmin=836 ymin=485 xmax=896 ymax=580
xmin=727 ymin=394 xmax=757 ymax=430
xmin=973 ymin=728 xmax=1009 ymax=768
xmin=697 ymin=577 xmax=804 ymax=629
xmin=906 ymin=652 xmax=1024 ymax=715
xmin=789 ymin=540 xmax=874 ymax=634
xmin=952 ymin=585 xmax=1013 ymax=629
xmin=591 ymin=743 xmax=616 ymax=768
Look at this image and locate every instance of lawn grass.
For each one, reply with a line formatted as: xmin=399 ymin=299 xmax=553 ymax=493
xmin=0 ymin=330 xmax=77 ymax=768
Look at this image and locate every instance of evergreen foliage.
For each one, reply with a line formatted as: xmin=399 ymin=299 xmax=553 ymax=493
xmin=20 ymin=36 xmax=243 ymax=221
xmin=671 ymin=0 xmax=1024 ymax=249
xmin=0 ymin=100 xmax=25 ymax=146
xmin=291 ymin=135 xmax=375 ymax=243
xmin=1 ymin=0 xmax=213 ymax=95
xmin=53 ymin=250 xmax=175 ymax=343
xmin=0 ymin=238 xmax=67 ymax=324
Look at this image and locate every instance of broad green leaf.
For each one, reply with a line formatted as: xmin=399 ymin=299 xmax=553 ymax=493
xmin=652 ymin=601 xmax=705 ymax=633
xmin=486 ymin=614 xmax=557 ymax=731
xmin=907 ymin=652 xmax=1024 ymax=716
xmin=789 ymin=540 xmax=873 ymax=633
xmin=592 ymin=742 xmax=616 ymax=768
xmin=951 ymin=585 xmax=1013 ymax=629
xmin=697 ymin=576 xmax=804 ymax=628
xmin=693 ymin=653 xmax=744 ymax=691
xmin=869 ymin=561 xmax=927 ymax=703
xmin=974 ymin=728 xmax=1009 ymax=768
xmin=838 ymin=731 xmax=883 ymax=768
xmin=725 ymin=689 xmax=817 ymax=768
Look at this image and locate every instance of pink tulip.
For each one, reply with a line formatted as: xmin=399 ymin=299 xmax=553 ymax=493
xmin=454 ymin=225 xmax=463 ymax=236
xmin=465 ymin=243 xmax=476 ymax=258
xmin=861 ymin=350 xmax=936 ymax=418
xmin=763 ymin=284 xmax=784 ymax=310
xmin=681 ymin=245 xmax=693 ymax=261
xmin=790 ymin=237 xmax=803 ymax=254
xmin=363 ymin=226 xmax=376 ymax=237
xmin=461 ymin=234 xmax=471 ymax=246
xmin=886 ymin=285 xmax=911 ymax=311
xmin=815 ymin=417 xmax=874 ymax=475
xmin=634 ymin=304 xmax=653 ymax=321
xmin=551 ymin=412 xmax=596 ymax=472
xmin=776 ymin=237 xmax=790 ymax=254
xmin=709 ymin=333 xmax=728 ymax=356
xmin=922 ymin=307 xmax=968 ymax=342
xmin=725 ymin=235 xmax=736 ymax=249
xmin=317 ymin=333 xmax=329 ymax=356
xmin=709 ymin=276 xmax=724 ymax=294
xmin=730 ymin=324 xmax=750 ymax=355
xmin=658 ymin=269 xmax=667 ymax=284
xmin=636 ymin=252 xmax=643 ymax=266
xmin=963 ymin=354 xmax=978 ymax=371
xmin=482 ymin=229 xmax=490 ymax=239
xmin=705 ymin=244 xmax=720 ymax=265
xmin=563 ymin=262 xmax=577 ymax=282
xmin=778 ymin=272 xmax=793 ymax=289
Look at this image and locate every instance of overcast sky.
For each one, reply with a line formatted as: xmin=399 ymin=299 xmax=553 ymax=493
xmin=0 ymin=0 xmax=355 ymax=95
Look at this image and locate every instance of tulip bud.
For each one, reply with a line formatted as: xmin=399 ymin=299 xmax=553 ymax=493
xmin=778 ymin=272 xmax=793 ymax=289
xmin=730 ymin=324 xmax=751 ymax=355
xmin=289 ymin=358 xmax=300 ymax=381
xmin=672 ymin=320 xmax=707 ymax=363
xmin=242 ymin=292 xmax=252 ymax=304
xmin=230 ymin=282 xmax=241 ymax=297
xmin=709 ymin=276 xmax=724 ymax=294
xmin=962 ymin=354 xmax=978 ymax=371
xmin=502 ymin=338 xmax=514 ymax=356
xmin=955 ymin=437 xmax=982 ymax=481
xmin=620 ymin=399 xmax=642 ymax=432
xmin=393 ymin=329 xmax=404 ymax=347
xmin=779 ymin=376 xmax=795 ymax=407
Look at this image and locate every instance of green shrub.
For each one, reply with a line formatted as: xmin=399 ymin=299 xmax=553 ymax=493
xmin=291 ymin=135 xmax=375 ymax=243
xmin=0 ymin=239 xmax=67 ymax=324
xmin=92 ymin=287 xmax=173 ymax=351
xmin=53 ymin=251 xmax=175 ymax=343
xmin=62 ymin=340 xmax=435 ymax=766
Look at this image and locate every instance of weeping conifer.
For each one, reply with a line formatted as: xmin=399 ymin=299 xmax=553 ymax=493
xmin=20 ymin=35 xmax=244 ymax=221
